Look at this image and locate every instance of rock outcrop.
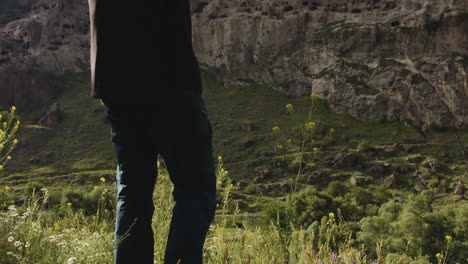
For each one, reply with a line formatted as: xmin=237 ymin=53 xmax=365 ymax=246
xmin=0 ymin=0 xmax=89 ymax=110
xmin=1 ymin=0 xmax=467 ymax=128
xmin=191 ymin=0 xmax=468 ymax=128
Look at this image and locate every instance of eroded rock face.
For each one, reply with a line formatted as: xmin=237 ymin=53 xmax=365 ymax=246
xmin=0 ymin=0 xmax=467 ymax=128
xmin=191 ymin=0 xmax=468 ymax=128
xmin=0 ymin=0 xmax=89 ymax=110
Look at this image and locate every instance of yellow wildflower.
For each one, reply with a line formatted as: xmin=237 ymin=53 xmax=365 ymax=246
xmin=277 ymin=145 xmax=284 ymax=150
xmin=5 ymin=186 xmax=10 ymax=191
xmin=11 ymin=106 xmax=16 ymax=112
xmin=272 ymin=126 xmax=280 ymax=133
xmin=7 ymin=156 xmax=11 ymax=160
xmin=0 ymin=165 xmax=3 ymax=170
xmin=217 ymin=156 xmax=222 ymax=162
xmin=313 ymin=147 xmax=320 ymax=153
xmin=100 ymin=177 xmax=106 ymax=183
xmin=2 ymin=122 xmax=6 ymax=129
xmin=308 ymin=162 xmax=316 ymax=167
xmin=327 ymin=212 xmax=336 ymax=224
xmin=330 ymin=128 xmax=335 ymax=133
xmin=305 ymin=122 xmax=316 ymax=129
xmin=286 ymin=139 xmax=292 ymax=144
xmin=310 ymin=93 xmax=318 ymax=100
xmin=285 ymin=104 xmax=294 ymax=112
xmin=13 ymin=139 xmax=18 ymax=144
xmin=288 ymin=178 xmax=294 ymax=183
xmin=445 ymin=235 xmax=452 ymax=242
xmin=67 ymin=202 xmax=72 ymax=207
xmin=435 ymin=253 xmax=442 ymax=259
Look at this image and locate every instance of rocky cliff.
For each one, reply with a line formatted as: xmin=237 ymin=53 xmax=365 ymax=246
xmin=191 ymin=0 xmax=468 ymax=128
xmin=0 ymin=0 xmax=89 ymax=110
xmin=1 ymin=0 xmax=467 ymax=128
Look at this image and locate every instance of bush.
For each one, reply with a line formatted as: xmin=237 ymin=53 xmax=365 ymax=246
xmin=288 ymin=187 xmax=336 ymax=227
xmin=324 ymin=180 xmax=349 ymax=197
xmin=357 ymin=194 xmax=468 ymax=262
xmin=344 ymin=186 xmax=374 ymax=205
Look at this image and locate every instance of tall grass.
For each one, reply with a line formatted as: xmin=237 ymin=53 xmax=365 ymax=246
xmin=1 ymin=159 xmax=441 ymax=264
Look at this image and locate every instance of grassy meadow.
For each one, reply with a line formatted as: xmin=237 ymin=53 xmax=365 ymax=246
xmin=0 ymin=72 xmax=467 ymax=263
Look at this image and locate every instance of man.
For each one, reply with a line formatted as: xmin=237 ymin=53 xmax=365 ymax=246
xmin=87 ymin=1 xmax=217 ymax=263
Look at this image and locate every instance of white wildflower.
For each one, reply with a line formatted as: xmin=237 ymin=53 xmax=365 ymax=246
xmin=7 ymin=236 xmax=14 ymax=242
xmin=67 ymin=257 xmax=77 ymax=264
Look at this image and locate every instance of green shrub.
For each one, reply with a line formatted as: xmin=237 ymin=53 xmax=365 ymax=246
xmin=344 ymin=186 xmax=374 ymax=205
xmin=324 ymin=180 xmax=349 ymax=197
xmin=288 ymin=187 xmax=336 ymax=226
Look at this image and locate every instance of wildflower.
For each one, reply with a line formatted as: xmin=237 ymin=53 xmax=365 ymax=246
xmin=67 ymin=202 xmax=72 ymax=207
xmin=445 ymin=235 xmax=452 ymax=242
xmin=25 ymin=242 xmax=30 ymax=248
xmin=285 ymin=104 xmax=294 ymax=112
xmin=331 ymin=252 xmax=337 ymax=261
xmin=14 ymin=241 xmax=23 ymax=247
xmin=288 ymin=178 xmax=294 ymax=183
xmin=217 ymin=156 xmax=222 ymax=162
xmin=8 ymin=236 xmax=14 ymax=242
xmin=67 ymin=257 xmax=78 ymax=264
xmin=2 ymin=122 xmax=6 ymax=128
xmin=277 ymin=145 xmax=284 ymax=150
xmin=308 ymin=162 xmax=316 ymax=167
xmin=329 ymin=128 xmax=335 ymax=133
xmin=7 ymin=156 xmax=11 ymax=160
xmin=13 ymin=139 xmax=18 ymax=144
xmin=436 ymin=253 xmax=442 ymax=259
xmin=286 ymin=139 xmax=292 ymax=144
xmin=327 ymin=212 xmax=336 ymax=224
xmin=100 ymin=177 xmax=106 ymax=183
xmin=313 ymin=147 xmax=320 ymax=153
xmin=305 ymin=122 xmax=316 ymax=129
xmin=310 ymin=92 xmax=318 ymax=100
xmin=5 ymin=186 xmax=10 ymax=191
xmin=11 ymin=106 xmax=16 ymax=112
xmin=272 ymin=126 xmax=280 ymax=133
xmin=0 ymin=165 xmax=3 ymax=170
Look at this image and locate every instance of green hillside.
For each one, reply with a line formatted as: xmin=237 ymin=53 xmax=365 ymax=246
xmin=0 ymin=71 xmax=467 ymax=263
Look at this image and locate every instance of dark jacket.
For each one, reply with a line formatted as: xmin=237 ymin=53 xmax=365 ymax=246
xmin=87 ymin=0 xmax=202 ymax=104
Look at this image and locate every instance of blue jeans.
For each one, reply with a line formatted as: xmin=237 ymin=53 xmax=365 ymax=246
xmin=103 ymin=94 xmax=217 ymax=264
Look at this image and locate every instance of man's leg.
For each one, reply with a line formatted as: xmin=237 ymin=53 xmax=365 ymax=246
xmin=159 ymin=95 xmax=217 ymax=264
xmin=104 ymin=105 xmax=158 ymax=264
